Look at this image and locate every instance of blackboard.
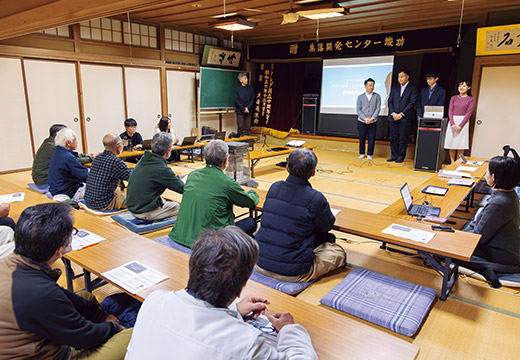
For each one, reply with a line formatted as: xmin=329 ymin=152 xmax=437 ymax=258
xmin=199 ymin=67 xmax=247 ymax=109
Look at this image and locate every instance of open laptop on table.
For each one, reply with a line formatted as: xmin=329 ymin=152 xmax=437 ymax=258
xmin=214 ymin=131 xmax=226 ymax=140
xmin=400 ymin=183 xmax=441 ymax=217
xmin=142 ymin=139 xmax=152 ymax=150
xmin=178 ymin=136 xmax=197 ymax=146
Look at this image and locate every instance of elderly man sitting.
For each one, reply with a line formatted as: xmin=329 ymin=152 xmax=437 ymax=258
xmin=48 ymin=128 xmax=89 ymax=201
xmin=126 ymin=226 xmax=318 ymax=359
xmin=84 ymin=133 xmax=133 ymax=210
xmin=32 ymin=124 xmax=93 ymax=187
xmin=0 ymin=203 xmax=132 ymax=359
xmin=169 ymin=139 xmax=258 ymax=248
xmin=125 ymin=132 xmax=184 ymax=221
xmin=255 ymin=148 xmax=347 ymax=283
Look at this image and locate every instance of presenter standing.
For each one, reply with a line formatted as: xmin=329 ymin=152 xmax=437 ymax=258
xmin=234 ymin=72 xmax=254 ymax=136
xmin=417 ymin=72 xmax=446 ymax=119
xmin=444 ymin=80 xmax=475 ymax=164
xmin=356 ymin=78 xmax=381 ymax=160
xmin=387 ymin=69 xmax=418 ymax=163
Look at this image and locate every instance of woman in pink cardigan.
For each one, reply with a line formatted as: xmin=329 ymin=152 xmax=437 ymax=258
xmin=444 ymin=80 xmax=475 ymax=164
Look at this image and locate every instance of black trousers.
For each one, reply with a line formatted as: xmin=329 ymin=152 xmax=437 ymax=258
xmin=357 ymin=121 xmax=377 ymax=155
xmin=388 ymin=116 xmax=411 ymax=159
xmin=236 ymin=113 xmax=251 ymax=136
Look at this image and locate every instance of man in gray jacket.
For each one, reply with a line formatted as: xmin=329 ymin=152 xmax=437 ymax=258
xmin=356 ymin=78 xmax=381 ymax=160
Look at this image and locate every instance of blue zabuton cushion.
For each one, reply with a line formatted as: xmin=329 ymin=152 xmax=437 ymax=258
xmin=153 ymin=236 xmax=313 ymax=295
xmin=111 ymin=213 xmax=176 ymax=234
xmin=320 ymin=268 xmax=436 ymax=336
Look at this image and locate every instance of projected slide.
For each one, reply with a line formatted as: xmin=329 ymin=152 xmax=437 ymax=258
xmin=320 ymin=55 xmax=394 ymax=115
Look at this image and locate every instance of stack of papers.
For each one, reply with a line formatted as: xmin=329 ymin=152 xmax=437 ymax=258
xmin=447 ymin=178 xmax=475 ymax=187
xmin=286 ymin=140 xmax=305 ymax=147
xmin=102 ymin=261 xmax=169 ymax=294
xmin=0 ymin=192 xmax=24 ymax=203
xmin=381 ymin=224 xmax=436 ymax=244
xmin=438 ymin=170 xmax=472 ymax=179
xmin=456 ymin=165 xmax=478 ymax=172
xmin=71 ymin=229 xmax=106 ymax=251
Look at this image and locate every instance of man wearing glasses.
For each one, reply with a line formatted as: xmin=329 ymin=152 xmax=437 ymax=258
xmin=0 ymin=203 xmax=132 ymax=359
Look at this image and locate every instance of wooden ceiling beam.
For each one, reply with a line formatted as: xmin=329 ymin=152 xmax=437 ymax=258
xmin=0 ymin=0 xmax=183 ymax=40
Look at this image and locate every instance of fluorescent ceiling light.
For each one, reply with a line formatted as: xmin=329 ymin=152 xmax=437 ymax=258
xmin=299 ymin=7 xmax=346 ymax=19
xmin=212 ymin=16 xmax=257 ymax=31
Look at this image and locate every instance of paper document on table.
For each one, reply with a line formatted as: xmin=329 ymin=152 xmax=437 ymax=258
xmin=381 ymin=223 xmax=436 ymax=244
xmin=438 ymin=170 xmax=472 ymax=179
xmin=102 ymin=261 xmax=169 ymax=295
xmin=0 ymin=192 xmax=24 ymax=203
xmin=456 ymin=165 xmax=478 ymax=172
xmin=181 ymin=175 xmax=188 ymax=184
xmin=447 ymin=178 xmax=474 ymax=187
xmin=71 ymin=229 xmax=106 ymax=251
xmin=331 ymin=208 xmax=342 ymax=217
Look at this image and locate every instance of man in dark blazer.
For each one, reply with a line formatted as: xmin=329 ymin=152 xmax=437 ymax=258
xmin=387 ymin=69 xmax=418 ymax=163
xmin=416 ymin=72 xmax=446 ymax=119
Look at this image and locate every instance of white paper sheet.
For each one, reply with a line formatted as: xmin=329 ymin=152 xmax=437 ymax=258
xmin=0 ymin=192 xmax=24 ymax=203
xmin=456 ymin=165 xmax=478 ymax=172
xmin=71 ymin=229 xmax=106 ymax=251
xmin=331 ymin=208 xmax=342 ymax=217
xmin=466 ymin=160 xmax=484 ymax=166
xmin=447 ymin=178 xmax=475 ymax=187
xmin=381 ymin=223 xmax=436 ymax=244
xmin=102 ymin=261 xmax=169 ymax=294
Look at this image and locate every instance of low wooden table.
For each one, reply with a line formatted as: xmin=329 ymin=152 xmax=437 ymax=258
xmin=251 ymin=187 xmax=480 ymax=301
xmin=249 ymin=145 xmax=317 ymax=178
xmin=66 ymin=235 xmax=419 ymax=360
xmin=380 ymin=157 xmax=488 ymax=219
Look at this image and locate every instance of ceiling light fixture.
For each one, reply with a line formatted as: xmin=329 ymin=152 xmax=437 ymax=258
xmin=299 ymin=7 xmax=346 ymax=20
xmin=212 ymin=16 xmax=257 ymax=31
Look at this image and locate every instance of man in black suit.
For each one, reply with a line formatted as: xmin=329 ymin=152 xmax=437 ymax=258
xmin=416 ymin=72 xmax=446 ymax=119
xmin=387 ymin=69 xmax=418 ymax=163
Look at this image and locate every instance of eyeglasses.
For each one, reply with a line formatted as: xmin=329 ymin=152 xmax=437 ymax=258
xmin=72 ymin=227 xmax=78 ymax=236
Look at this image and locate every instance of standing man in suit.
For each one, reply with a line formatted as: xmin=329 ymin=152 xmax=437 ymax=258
xmin=234 ymin=72 xmax=254 ymax=136
xmin=387 ymin=69 xmax=418 ymax=163
xmin=356 ymin=78 xmax=381 ymax=160
xmin=417 ymin=72 xmax=446 ymax=119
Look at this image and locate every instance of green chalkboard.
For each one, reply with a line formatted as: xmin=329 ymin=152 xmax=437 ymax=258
xmin=199 ymin=67 xmax=247 ymax=109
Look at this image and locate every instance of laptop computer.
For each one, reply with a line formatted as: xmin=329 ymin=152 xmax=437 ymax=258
xmin=214 ymin=131 xmax=226 ymax=140
xmin=400 ymin=183 xmax=441 ymax=217
xmin=142 ymin=139 xmax=152 ymax=150
xmin=179 ymin=136 xmax=197 ymax=146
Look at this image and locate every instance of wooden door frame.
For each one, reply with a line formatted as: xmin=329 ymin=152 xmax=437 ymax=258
xmin=469 ymin=54 xmax=520 ymax=152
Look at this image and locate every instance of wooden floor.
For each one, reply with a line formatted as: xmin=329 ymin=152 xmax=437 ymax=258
xmin=3 ymin=140 xmax=519 ymax=360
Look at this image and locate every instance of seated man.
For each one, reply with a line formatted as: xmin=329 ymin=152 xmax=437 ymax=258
xmin=0 ymin=202 xmax=131 ymax=359
xmin=168 ymin=139 xmax=258 ymax=248
xmin=85 ymin=133 xmax=133 ymax=210
xmin=125 ymin=132 xmax=184 ymax=221
xmin=0 ymin=203 xmax=15 ymax=258
xmin=32 ymin=124 xmax=93 ymax=187
xmin=462 ymin=155 xmax=520 ymax=284
xmin=255 ymin=148 xmax=347 ymax=283
xmin=48 ymin=128 xmax=89 ymax=201
xmin=126 ymin=226 xmax=318 ymax=359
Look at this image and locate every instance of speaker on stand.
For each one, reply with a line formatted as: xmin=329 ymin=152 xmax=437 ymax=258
xmin=301 ymin=94 xmax=319 ymax=135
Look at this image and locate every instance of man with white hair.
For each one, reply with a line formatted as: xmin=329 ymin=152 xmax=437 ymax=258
xmin=169 ymin=139 xmax=259 ymax=248
xmin=48 ymin=128 xmax=89 ymax=201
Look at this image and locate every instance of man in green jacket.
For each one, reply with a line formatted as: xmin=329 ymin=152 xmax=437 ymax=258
xmin=125 ymin=132 xmax=185 ymax=221
xmin=169 ymin=139 xmax=259 ymax=248
xmin=31 ymin=124 xmax=94 ymax=187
